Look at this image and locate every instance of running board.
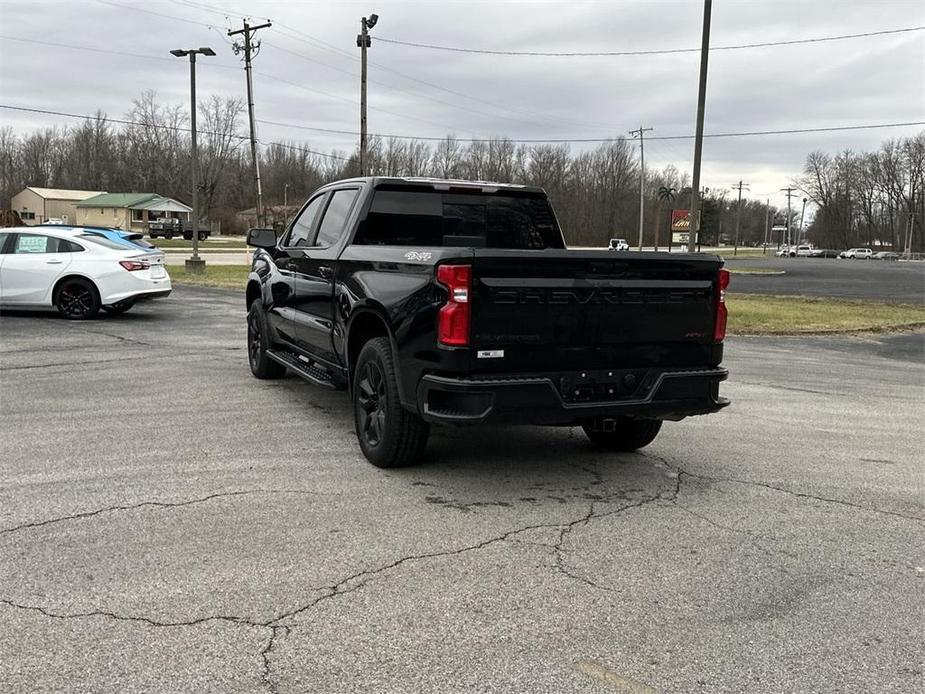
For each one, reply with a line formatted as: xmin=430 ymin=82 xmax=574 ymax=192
xmin=266 ymin=350 xmax=343 ymax=390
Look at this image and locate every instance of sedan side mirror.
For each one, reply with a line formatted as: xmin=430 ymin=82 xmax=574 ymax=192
xmin=247 ymin=228 xmax=277 ymax=248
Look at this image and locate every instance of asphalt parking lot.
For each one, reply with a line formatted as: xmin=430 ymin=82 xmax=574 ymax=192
xmin=725 ymin=256 xmax=925 ymax=302
xmin=1 ymin=286 xmax=923 ymax=693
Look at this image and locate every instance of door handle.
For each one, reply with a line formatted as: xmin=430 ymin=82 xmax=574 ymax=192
xmin=46 ymin=260 xmax=64 ymax=265
xmin=318 ymin=265 xmax=333 ymax=280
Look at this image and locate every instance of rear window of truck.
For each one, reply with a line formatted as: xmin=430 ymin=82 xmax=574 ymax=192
xmin=354 ymin=189 xmax=565 ymax=250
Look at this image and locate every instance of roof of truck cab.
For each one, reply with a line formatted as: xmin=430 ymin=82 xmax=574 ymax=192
xmin=329 ymin=176 xmax=546 ymax=194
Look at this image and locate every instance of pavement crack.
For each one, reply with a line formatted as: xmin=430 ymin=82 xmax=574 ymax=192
xmin=259 ymin=624 xmax=289 ymax=694
xmin=642 ymin=452 xmax=923 ymax=524
xmin=0 ymin=598 xmax=259 ymax=629
xmin=276 ymin=472 xmax=679 ymax=619
xmin=0 ymin=489 xmax=321 ymax=535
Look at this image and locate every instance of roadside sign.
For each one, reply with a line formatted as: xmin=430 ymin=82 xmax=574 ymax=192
xmin=672 ymin=232 xmax=699 ymax=244
xmin=671 ymin=210 xmax=690 ymax=231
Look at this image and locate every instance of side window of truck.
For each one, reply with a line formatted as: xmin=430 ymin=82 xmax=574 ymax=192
xmin=313 ymin=188 xmax=360 ymax=248
xmin=286 ymin=194 xmax=326 ymax=247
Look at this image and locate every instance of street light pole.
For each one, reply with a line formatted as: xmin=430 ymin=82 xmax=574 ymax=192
xmin=357 ymin=13 xmax=378 ymax=176
xmin=171 ymin=47 xmax=215 ymax=274
xmin=688 ymin=0 xmax=712 ymax=253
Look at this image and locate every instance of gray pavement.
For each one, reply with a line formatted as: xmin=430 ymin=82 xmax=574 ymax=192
xmin=725 ymin=256 xmax=925 ymax=302
xmin=1 ymin=286 xmax=923 ymax=693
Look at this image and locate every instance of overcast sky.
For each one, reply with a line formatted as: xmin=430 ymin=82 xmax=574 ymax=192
xmin=1 ymin=0 xmax=923 ymax=208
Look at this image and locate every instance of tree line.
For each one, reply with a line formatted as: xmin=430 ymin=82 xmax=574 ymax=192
xmin=2 ymin=91 xmax=922 ymax=250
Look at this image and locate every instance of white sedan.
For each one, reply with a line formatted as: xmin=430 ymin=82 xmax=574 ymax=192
xmin=0 ymin=226 xmax=171 ymax=319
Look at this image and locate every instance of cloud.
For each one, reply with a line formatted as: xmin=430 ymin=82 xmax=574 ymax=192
xmin=0 ymin=0 xmax=922 ymax=208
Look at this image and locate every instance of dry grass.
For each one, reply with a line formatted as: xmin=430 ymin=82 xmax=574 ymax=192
xmin=728 ymin=294 xmax=925 ymax=335
xmin=167 ymin=265 xmax=249 ymax=289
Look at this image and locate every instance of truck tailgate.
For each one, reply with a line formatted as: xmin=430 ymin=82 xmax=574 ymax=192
xmin=469 ymin=250 xmax=723 ymax=371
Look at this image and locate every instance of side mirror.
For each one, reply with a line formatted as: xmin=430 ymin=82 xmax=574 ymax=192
xmin=247 ymin=228 xmax=277 ymax=248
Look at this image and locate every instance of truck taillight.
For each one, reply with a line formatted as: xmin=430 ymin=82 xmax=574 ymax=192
xmin=437 ymin=264 xmax=471 ymax=346
xmin=713 ymin=267 xmax=730 ymax=342
xmin=119 ymin=260 xmax=150 ymax=271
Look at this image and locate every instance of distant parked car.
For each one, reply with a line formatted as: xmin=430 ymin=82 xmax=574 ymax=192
xmin=775 ymin=246 xmax=791 ymax=257
xmin=608 ymin=238 xmax=629 ymax=251
xmin=794 ymin=245 xmax=814 ymax=257
xmin=872 ymin=251 xmax=900 ymax=261
xmin=809 ymin=248 xmax=839 ymax=258
xmin=839 ymin=248 xmax=873 ymax=259
xmin=0 ymin=226 xmax=170 ymax=319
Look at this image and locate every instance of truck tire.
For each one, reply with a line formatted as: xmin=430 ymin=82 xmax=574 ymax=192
xmin=247 ymin=302 xmax=286 ymax=379
xmin=582 ymin=417 xmax=662 ymax=451
xmin=165 ymin=231 xmax=174 ymax=240
xmin=198 ymin=231 xmax=207 ymax=241
xmin=353 ymin=336 xmax=429 ymax=468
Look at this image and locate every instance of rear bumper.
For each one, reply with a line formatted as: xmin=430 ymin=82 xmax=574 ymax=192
xmin=417 ymin=366 xmax=729 ymax=425
xmin=103 ymin=287 xmax=172 ymax=304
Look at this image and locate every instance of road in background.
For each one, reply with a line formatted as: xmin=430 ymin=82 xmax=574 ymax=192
xmin=725 ymin=256 xmax=925 ymax=302
xmin=1 ymin=287 xmax=922 ymax=693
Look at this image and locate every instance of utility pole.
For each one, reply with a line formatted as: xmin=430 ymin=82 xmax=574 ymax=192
xmin=229 ymin=19 xmax=272 ymax=228
xmin=629 ymin=126 xmax=653 ymax=250
xmin=732 ymin=180 xmax=749 ymax=256
xmin=688 ymin=0 xmax=712 ymax=253
xmin=357 ymin=13 xmax=379 ymax=176
xmin=170 ymin=46 xmax=215 ymax=274
xmin=781 ymin=187 xmax=798 ymax=252
xmin=763 ymin=198 xmax=770 ymax=255
xmin=799 ymin=197 xmax=807 ymax=244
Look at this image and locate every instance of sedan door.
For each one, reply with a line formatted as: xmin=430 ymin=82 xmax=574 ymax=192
xmin=290 ymin=187 xmax=360 ymax=365
xmin=0 ymin=233 xmax=73 ymax=305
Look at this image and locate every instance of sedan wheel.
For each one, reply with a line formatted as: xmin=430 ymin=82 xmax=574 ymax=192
xmin=55 ymin=278 xmax=100 ymax=320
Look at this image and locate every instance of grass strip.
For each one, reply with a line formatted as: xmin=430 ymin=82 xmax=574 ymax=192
xmin=728 ymin=294 xmax=925 ymax=335
xmin=167 ymin=265 xmax=249 ymax=289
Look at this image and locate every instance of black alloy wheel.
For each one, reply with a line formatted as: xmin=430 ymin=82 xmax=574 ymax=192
xmin=352 ymin=337 xmax=429 ymax=467
xmin=247 ymin=303 xmax=286 ymax=379
xmin=55 ymin=279 xmax=100 ymax=320
xmin=356 ymin=360 xmax=387 ymax=447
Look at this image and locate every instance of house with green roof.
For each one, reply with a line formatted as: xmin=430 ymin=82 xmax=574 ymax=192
xmin=76 ymin=192 xmax=192 ymax=232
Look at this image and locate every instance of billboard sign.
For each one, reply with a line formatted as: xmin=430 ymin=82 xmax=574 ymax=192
xmin=671 ymin=209 xmax=690 ymax=231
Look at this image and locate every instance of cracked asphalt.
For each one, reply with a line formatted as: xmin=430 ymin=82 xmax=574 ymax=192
xmin=1 ymin=286 xmax=923 ymax=693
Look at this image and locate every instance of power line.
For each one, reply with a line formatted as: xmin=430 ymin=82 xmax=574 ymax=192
xmin=0 ymin=35 xmax=241 ymax=70
xmin=94 ymin=0 xmax=215 ymax=28
xmin=0 ymin=104 xmax=352 ymax=162
xmin=0 ymin=34 xmax=464 ymax=135
xmin=247 ymin=116 xmax=925 ymax=143
xmin=268 ymin=24 xmax=614 ymax=132
xmin=375 ymin=25 xmax=925 ymax=57
xmin=262 ymin=37 xmax=599 ymax=133
xmin=5 ymin=104 xmax=922 ymax=145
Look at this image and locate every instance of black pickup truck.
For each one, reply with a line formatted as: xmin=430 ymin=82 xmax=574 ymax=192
xmin=147 ymin=217 xmax=210 ymax=241
xmin=245 ymin=177 xmax=730 ymax=467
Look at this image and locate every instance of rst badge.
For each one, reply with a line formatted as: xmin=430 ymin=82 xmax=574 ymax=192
xmin=404 ymin=251 xmax=433 ymax=261
xmin=477 ymin=350 xmax=505 ymax=359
